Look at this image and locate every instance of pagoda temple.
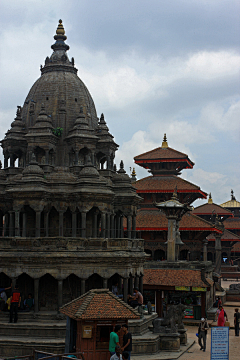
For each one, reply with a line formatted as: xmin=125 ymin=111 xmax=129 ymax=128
xmin=132 ymin=135 xmax=221 ymax=261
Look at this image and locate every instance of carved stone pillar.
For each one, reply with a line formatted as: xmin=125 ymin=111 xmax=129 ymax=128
xmin=110 ymin=214 xmax=115 ymax=238
xmin=35 ymin=211 xmax=41 ymax=237
xmin=34 ymin=278 xmax=39 ymax=313
xmin=81 ymin=279 xmax=86 ymax=295
xmin=129 ymin=275 xmax=134 ymax=296
xmin=81 ymin=211 xmax=87 ymax=238
xmin=103 ymin=278 xmax=108 ymax=289
xmin=101 ymin=213 xmax=106 ymax=238
xmin=72 ymin=211 xmax=77 ymax=238
xmin=93 ymin=212 xmax=98 ymax=238
xmin=134 ymin=275 xmax=139 ymax=289
xmin=132 ymin=214 xmax=136 ymax=239
xmin=44 ymin=211 xmax=49 ymax=237
xmin=139 ymin=275 xmax=143 ymax=294
xmin=215 ymin=234 xmax=222 ymax=278
xmin=3 ymin=213 xmax=9 ymax=236
xmin=59 ymin=210 xmax=64 ymax=237
xmin=58 ymin=280 xmax=63 ymax=309
xmin=167 ymin=218 xmax=177 ymax=262
xmin=120 ymin=216 xmax=124 ymax=238
xmin=22 ymin=212 xmax=27 ymax=237
xmin=203 ymin=239 xmax=208 ymax=262
xmin=9 ymin=211 xmax=14 ymax=237
xmin=123 ymin=277 xmax=128 ymax=303
xmin=127 ymin=215 xmax=132 ymax=239
xmin=14 ymin=210 xmax=20 ymax=237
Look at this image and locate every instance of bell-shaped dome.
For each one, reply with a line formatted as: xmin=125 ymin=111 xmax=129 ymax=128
xmin=22 ymin=154 xmax=44 ymax=178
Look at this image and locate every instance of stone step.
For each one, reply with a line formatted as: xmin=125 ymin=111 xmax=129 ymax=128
xmin=0 ymin=310 xmax=64 ymax=323
xmin=0 ymin=321 xmax=66 ymax=338
xmin=0 ymin=336 xmax=65 ymax=357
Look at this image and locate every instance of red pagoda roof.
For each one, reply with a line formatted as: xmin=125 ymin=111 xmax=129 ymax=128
xmin=133 ymin=175 xmax=207 ymax=198
xmin=60 ymin=289 xmax=140 ymax=320
xmin=131 ymin=209 xmax=222 ymax=233
xmin=192 ymin=203 xmax=233 ymax=217
xmin=224 ymin=217 xmax=240 ymax=230
xmin=207 ymin=229 xmax=240 ymax=242
xmin=143 ymin=269 xmax=209 ymax=288
xmin=134 ymin=146 xmax=193 ymax=163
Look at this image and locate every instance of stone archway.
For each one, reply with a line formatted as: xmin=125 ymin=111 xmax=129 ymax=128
xmin=39 ymin=273 xmax=58 ymax=310
xmin=144 ymin=249 xmax=152 ymax=260
xmin=17 ymin=273 xmax=34 ymax=306
xmin=86 ymin=273 xmax=103 ymax=292
xmin=63 ymin=274 xmax=81 ymax=304
xmin=154 ymin=249 xmax=165 ymax=261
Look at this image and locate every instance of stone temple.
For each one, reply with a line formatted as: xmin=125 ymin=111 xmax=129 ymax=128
xmin=0 ymin=20 xmax=145 ymax=312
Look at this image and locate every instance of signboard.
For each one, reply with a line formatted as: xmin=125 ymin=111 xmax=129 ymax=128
xmin=211 ymin=327 xmax=229 ymax=360
xmin=82 ymin=325 xmax=93 ymax=338
xmin=175 ymin=286 xmax=190 ymax=291
xmin=184 ymin=306 xmax=194 ymax=319
xmin=192 ymin=287 xmax=206 ymax=292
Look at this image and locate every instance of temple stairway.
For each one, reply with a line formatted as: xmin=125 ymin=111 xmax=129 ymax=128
xmin=0 ymin=311 xmax=65 ymax=357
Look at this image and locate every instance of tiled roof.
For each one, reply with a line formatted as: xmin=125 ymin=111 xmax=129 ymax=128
xmin=134 ymin=147 xmax=192 ymax=161
xmin=224 ymin=218 xmax=240 ymax=229
xmin=232 ymin=242 xmax=240 ymax=252
xmin=134 ymin=176 xmax=206 ymax=196
xmin=60 ymin=289 xmax=140 ymax=320
xmin=207 ymin=229 xmax=240 ymax=241
xmin=221 ymin=199 xmax=240 ymax=208
xmin=192 ymin=203 xmax=233 ymax=216
xmin=143 ymin=269 xmax=208 ymax=287
xmin=132 ymin=209 xmax=222 ymax=233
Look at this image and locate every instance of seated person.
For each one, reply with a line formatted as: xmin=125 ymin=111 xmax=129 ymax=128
xmin=112 ymin=282 xmax=123 ymax=299
xmin=0 ymin=291 xmax=7 ymax=311
xmin=128 ymin=287 xmax=143 ymax=308
xmin=24 ymin=293 xmax=34 ymax=311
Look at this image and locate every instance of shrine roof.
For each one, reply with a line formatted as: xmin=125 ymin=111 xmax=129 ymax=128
xmin=232 ymin=242 xmax=240 ymax=252
xmin=221 ymin=199 xmax=240 ymax=208
xmin=134 ymin=146 xmax=193 ymax=163
xmin=133 ymin=175 xmax=207 ymax=197
xmin=192 ymin=203 xmax=233 ymax=216
xmin=130 ymin=209 xmax=222 ymax=233
xmin=223 ymin=217 xmax=240 ymax=229
xmin=143 ymin=269 xmax=209 ymax=287
xmin=207 ymin=229 xmax=240 ymax=241
xmin=60 ymin=289 xmax=140 ymax=320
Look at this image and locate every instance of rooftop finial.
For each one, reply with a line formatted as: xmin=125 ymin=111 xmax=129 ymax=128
xmin=56 ymin=19 xmax=65 ymax=36
xmin=162 ymin=133 xmax=168 ymax=148
xmin=208 ymin=193 xmax=213 ymax=204
xmin=231 ymin=189 xmax=236 ymax=201
xmin=172 ymin=186 xmax=178 ymax=200
xmin=131 ymin=167 xmax=137 ymax=182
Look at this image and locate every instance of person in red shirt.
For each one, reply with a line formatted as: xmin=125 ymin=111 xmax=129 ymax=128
xmin=9 ymin=285 xmax=21 ymax=323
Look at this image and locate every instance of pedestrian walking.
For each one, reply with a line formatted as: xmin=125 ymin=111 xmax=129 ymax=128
xmin=9 ymin=284 xmax=21 ymax=323
xmin=198 ymin=317 xmax=209 ymax=352
xmin=217 ymin=305 xmax=228 ymax=326
xmin=234 ymin=308 xmax=240 ymax=336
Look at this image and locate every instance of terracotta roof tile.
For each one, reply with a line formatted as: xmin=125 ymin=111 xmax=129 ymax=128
xmin=232 ymin=242 xmax=240 ymax=252
xmin=60 ymin=289 xmax=140 ymax=320
xmin=207 ymin=229 xmax=240 ymax=241
xmin=134 ymin=147 xmax=192 ymax=161
xmin=224 ymin=218 xmax=240 ymax=229
xmin=143 ymin=269 xmax=208 ymax=287
xmin=134 ymin=176 xmax=206 ymax=196
xmin=192 ymin=203 xmax=233 ymax=216
xmin=130 ymin=209 xmax=221 ymax=233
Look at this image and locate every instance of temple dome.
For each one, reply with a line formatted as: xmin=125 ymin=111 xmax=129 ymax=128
xmin=21 ymin=20 xmax=98 ymax=135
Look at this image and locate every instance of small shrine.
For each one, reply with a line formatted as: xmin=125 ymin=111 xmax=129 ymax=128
xmin=60 ymin=289 xmax=140 ymax=360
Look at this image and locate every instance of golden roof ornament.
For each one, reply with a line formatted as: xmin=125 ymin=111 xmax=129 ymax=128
xmin=56 ymin=19 xmax=65 ymax=36
xmin=208 ymin=193 xmax=213 ymax=204
xmin=162 ymin=133 xmax=168 ymax=148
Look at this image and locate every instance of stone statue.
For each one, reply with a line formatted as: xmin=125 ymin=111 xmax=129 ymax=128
xmin=147 ymin=301 xmax=153 ymax=315
xmin=152 ymin=304 xmax=186 ymax=334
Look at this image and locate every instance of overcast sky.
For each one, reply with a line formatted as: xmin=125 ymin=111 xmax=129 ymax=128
xmin=0 ymin=0 xmax=239 ymax=206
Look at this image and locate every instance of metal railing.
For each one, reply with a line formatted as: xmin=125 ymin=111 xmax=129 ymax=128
xmin=2 ymin=350 xmax=85 ymax=360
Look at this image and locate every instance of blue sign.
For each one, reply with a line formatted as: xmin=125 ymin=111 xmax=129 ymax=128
xmin=211 ymin=327 xmax=229 ymax=360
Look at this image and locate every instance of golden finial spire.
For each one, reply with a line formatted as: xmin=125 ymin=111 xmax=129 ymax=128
xmin=162 ymin=133 xmax=168 ymax=148
xmin=132 ymin=167 xmax=136 ymax=177
xmin=208 ymin=193 xmax=213 ymax=204
xmin=56 ymin=19 xmax=65 ymax=36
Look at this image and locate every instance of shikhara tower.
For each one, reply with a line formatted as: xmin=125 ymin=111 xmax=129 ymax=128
xmin=0 ymin=20 xmax=145 ymax=312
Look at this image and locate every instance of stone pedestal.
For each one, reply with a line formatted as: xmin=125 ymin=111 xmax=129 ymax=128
xmin=159 ymin=333 xmax=180 ymax=351
xmin=178 ymin=328 xmax=187 ymax=345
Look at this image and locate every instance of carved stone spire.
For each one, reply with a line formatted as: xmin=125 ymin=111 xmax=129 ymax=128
xmin=131 ymin=167 xmax=137 ymax=182
xmin=208 ymin=193 xmax=213 ymax=204
xmin=51 ymin=19 xmax=69 ymax=52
